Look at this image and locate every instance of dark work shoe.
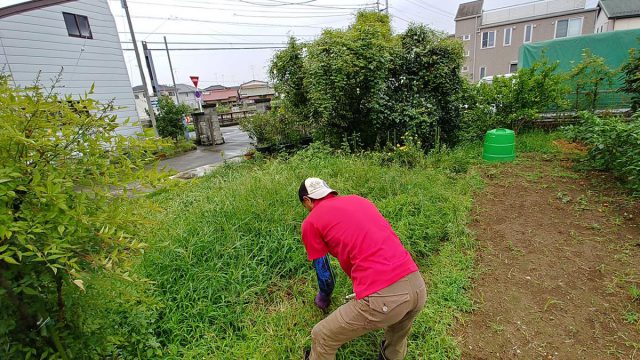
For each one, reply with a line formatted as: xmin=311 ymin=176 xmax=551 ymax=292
xmin=304 ymin=349 xmax=311 ymax=360
xmin=377 ymin=340 xmax=388 ymax=360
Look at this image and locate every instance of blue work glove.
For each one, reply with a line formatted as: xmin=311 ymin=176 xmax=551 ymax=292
xmin=314 ymin=292 xmax=331 ymax=311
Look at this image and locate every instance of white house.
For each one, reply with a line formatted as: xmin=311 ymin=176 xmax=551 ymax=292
xmin=595 ymin=0 xmax=640 ymax=33
xmin=0 ymin=0 xmax=141 ymax=136
xmin=132 ymin=83 xmax=199 ymax=124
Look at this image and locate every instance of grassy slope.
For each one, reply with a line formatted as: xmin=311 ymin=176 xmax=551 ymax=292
xmin=134 ymin=143 xmax=484 ymax=359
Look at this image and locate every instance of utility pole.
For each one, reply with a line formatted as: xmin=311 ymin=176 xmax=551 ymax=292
xmin=164 ymin=36 xmax=179 ymax=104
xmin=376 ymin=0 xmax=380 ymax=12
xmin=385 ymin=0 xmax=389 ymax=14
xmin=121 ymin=0 xmax=158 ymax=135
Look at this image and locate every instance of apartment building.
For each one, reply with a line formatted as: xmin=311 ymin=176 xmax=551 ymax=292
xmin=455 ymin=0 xmax=597 ymax=82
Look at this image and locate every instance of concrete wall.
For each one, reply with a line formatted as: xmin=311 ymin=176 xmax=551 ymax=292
xmin=0 ymin=0 xmax=140 ymax=136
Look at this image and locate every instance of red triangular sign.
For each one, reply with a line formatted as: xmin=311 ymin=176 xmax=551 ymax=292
xmin=190 ymin=76 xmax=199 ymax=88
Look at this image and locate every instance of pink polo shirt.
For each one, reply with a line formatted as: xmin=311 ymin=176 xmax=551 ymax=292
xmin=301 ymin=194 xmax=418 ymax=299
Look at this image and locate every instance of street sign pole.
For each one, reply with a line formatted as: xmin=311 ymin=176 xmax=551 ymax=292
xmin=121 ymin=0 xmax=157 ymax=135
xmin=190 ymin=76 xmax=202 ymax=112
xmin=164 ymin=36 xmax=179 ymax=104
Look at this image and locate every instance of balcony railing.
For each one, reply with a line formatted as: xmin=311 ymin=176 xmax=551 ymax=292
xmin=482 ymin=0 xmax=586 ymax=25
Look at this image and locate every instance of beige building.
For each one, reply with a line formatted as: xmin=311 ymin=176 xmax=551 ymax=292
xmin=455 ymin=0 xmax=597 ymax=82
xmin=595 ymin=0 xmax=640 ymax=33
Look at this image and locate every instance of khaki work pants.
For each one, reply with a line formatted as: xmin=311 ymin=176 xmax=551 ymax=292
xmin=310 ymin=271 xmax=427 ymax=360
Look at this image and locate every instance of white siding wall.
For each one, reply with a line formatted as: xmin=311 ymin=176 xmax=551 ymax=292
xmin=615 ymin=17 xmax=640 ymax=31
xmin=0 ymin=0 xmax=141 ymax=136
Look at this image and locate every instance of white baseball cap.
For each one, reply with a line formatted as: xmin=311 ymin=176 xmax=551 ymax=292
xmin=300 ymin=177 xmax=337 ymax=200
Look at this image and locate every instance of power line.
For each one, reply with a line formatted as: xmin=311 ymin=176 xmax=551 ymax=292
xmin=122 ymin=46 xmax=287 ymax=51
xmin=119 ymin=0 xmax=360 ymax=14
xmin=116 ymin=14 xmax=331 ymax=28
xmin=233 ymin=12 xmax=354 ymax=18
xmin=117 ymin=0 xmax=374 ymax=11
xmin=118 ymin=31 xmax=317 ymax=37
xmin=122 ymin=41 xmax=288 ymax=45
xmin=237 ymin=0 xmax=376 ymax=10
xmin=403 ymin=0 xmax=454 ymax=18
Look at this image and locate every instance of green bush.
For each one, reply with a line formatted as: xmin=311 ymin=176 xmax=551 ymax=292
xmin=458 ymin=58 xmax=568 ymax=141
xmin=239 ymin=111 xmax=307 ymax=148
xmin=0 ymin=76 xmax=162 ymax=358
xmin=270 ymin=12 xmax=464 ymax=151
xmin=620 ymin=48 xmax=640 ymax=111
xmin=563 ymin=111 xmax=640 ymax=194
xmin=156 ymin=96 xmax=191 ymax=140
xmin=569 ymin=50 xmax=616 ymax=111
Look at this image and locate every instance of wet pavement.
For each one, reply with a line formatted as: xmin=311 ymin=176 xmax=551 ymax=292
xmin=158 ymin=126 xmax=252 ymax=173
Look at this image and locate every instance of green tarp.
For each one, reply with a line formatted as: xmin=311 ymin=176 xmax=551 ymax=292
xmin=519 ymin=28 xmax=640 ymax=75
xmin=519 ymin=29 xmax=640 ymax=109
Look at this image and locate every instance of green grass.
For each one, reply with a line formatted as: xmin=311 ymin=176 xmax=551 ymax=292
xmin=132 ymin=144 xmax=482 ymax=359
xmin=516 ymin=130 xmax=561 ymax=154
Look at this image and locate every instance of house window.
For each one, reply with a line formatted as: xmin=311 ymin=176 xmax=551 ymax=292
xmin=481 ymin=31 xmax=496 ymax=49
xmin=462 ymin=34 xmax=471 ymax=41
xmin=524 ymin=24 xmax=533 ymax=43
xmin=63 ymin=12 xmax=92 ymax=39
xmin=555 ymin=18 xmax=583 ymax=38
xmin=462 ymin=66 xmax=469 ymax=72
xmin=509 ymin=63 xmax=518 ymax=73
xmin=504 ymin=28 xmax=512 ymax=46
xmin=479 ymin=66 xmax=487 ymax=79
xmin=464 ymin=50 xmax=470 ymax=57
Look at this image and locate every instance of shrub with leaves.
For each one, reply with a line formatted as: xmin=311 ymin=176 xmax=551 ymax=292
xmin=620 ymin=48 xmax=640 ymax=111
xmin=0 ymin=76 xmax=162 ymax=358
xmin=458 ymin=58 xmax=568 ymax=141
xmin=156 ymin=95 xmax=191 ymax=140
xmin=269 ymin=12 xmax=465 ymax=151
xmin=239 ymin=110 xmax=307 ymax=148
xmin=563 ymin=111 xmax=640 ymax=194
xmin=569 ymin=50 xmax=616 ymax=111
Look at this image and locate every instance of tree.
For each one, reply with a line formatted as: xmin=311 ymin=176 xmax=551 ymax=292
xmin=0 ymin=75 xmax=161 ymax=357
xmin=303 ymin=11 xmax=396 ymax=148
xmin=386 ymin=25 xmax=465 ymax=149
xmin=620 ymin=48 xmax=640 ymax=111
xmin=155 ymin=95 xmax=191 ymax=140
xmin=569 ymin=50 xmax=615 ymax=111
xmin=270 ymin=37 xmax=308 ymax=120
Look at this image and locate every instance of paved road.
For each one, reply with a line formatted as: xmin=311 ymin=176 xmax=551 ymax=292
xmin=158 ymin=126 xmax=252 ymax=173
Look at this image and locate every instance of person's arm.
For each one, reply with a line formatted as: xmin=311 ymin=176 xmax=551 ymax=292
xmin=301 ymin=220 xmax=333 ymax=310
xmin=311 ymin=255 xmax=334 ymax=311
xmin=313 ymin=255 xmax=335 ymax=297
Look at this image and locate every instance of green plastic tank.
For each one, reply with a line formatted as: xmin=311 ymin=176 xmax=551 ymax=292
xmin=483 ymin=128 xmax=516 ymax=162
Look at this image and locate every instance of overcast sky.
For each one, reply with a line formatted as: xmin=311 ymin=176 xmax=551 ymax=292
xmin=4 ymin=0 xmax=596 ymax=90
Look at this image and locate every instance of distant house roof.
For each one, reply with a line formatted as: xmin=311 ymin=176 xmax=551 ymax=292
xmin=175 ymin=83 xmax=196 ymax=93
xmin=240 ymin=80 xmax=270 ymax=89
xmin=599 ymin=0 xmax=640 ymax=19
xmin=132 ymin=84 xmax=178 ymax=94
xmin=203 ymin=88 xmax=238 ymax=102
xmin=0 ymin=0 xmax=75 ymax=19
xmin=455 ymin=0 xmax=483 ymax=20
xmin=203 ymin=84 xmax=227 ymax=91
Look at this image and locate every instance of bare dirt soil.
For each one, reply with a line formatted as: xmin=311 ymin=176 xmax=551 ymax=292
xmin=457 ymin=153 xmax=640 ymax=360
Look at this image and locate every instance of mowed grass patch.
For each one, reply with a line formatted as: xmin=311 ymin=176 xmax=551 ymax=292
xmin=137 ymin=144 xmax=483 ymax=359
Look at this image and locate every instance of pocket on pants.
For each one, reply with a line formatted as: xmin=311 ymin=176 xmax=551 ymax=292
xmin=366 ymin=293 xmax=410 ymax=315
